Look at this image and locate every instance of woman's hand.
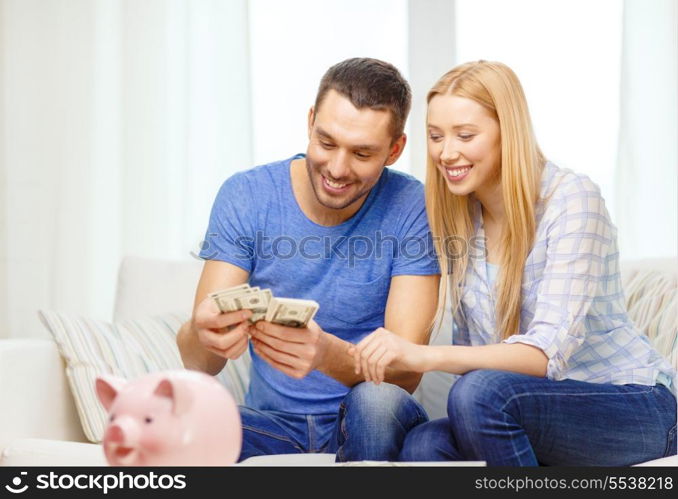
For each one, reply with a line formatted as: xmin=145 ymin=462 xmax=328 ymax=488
xmin=348 ymin=327 xmax=425 ymax=384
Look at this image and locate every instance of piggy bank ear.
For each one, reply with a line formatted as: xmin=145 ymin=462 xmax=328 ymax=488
xmin=153 ymin=378 xmax=193 ymax=416
xmin=95 ymin=375 xmax=126 ymax=411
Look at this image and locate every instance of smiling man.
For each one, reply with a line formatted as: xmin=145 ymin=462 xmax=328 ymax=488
xmin=177 ymin=58 xmax=440 ymax=462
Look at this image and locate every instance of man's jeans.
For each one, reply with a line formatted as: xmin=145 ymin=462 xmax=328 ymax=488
xmin=400 ymin=369 xmax=677 ymax=466
xmin=238 ymin=382 xmax=428 ymax=462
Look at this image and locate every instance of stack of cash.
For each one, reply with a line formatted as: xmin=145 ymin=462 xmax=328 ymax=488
xmin=208 ymin=284 xmax=319 ymax=328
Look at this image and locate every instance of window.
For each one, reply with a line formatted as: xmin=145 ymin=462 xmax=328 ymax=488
xmin=456 ymin=0 xmax=623 ymax=214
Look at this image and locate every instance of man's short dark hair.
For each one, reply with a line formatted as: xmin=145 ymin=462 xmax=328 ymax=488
xmin=314 ymin=58 xmax=412 ymax=141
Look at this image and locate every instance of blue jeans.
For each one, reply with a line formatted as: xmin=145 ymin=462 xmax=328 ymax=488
xmin=400 ymin=369 xmax=677 ymax=466
xmin=238 ymin=382 xmax=428 ymax=462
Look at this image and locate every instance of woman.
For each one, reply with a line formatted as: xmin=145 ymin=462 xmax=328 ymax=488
xmin=349 ymin=61 xmax=676 ymax=466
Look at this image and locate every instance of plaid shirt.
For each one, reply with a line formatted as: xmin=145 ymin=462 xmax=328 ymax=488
xmin=454 ymin=162 xmax=675 ymax=393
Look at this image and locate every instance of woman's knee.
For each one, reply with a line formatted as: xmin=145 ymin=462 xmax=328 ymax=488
xmin=399 ymin=419 xmax=455 ymax=461
xmin=447 ymin=369 xmax=520 ymax=421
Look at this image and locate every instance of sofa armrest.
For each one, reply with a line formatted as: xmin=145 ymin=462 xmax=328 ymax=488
xmin=0 ymin=339 xmax=87 ymax=449
xmin=1 ymin=439 xmax=106 ymax=467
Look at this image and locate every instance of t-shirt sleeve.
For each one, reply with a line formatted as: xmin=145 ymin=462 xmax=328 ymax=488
xmin=391 ymin=185 xmax=440 ymax=277
xmin=198 ymin=173 xmax=255 ymax=273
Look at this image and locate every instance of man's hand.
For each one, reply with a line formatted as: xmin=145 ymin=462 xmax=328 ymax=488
xmin=348 ymin=327 xmax=426 ymax=384
xmin=193 ymin=295 xmax=253 ymax=360
xmin=249 ymin=319 xmax=329 ymax=379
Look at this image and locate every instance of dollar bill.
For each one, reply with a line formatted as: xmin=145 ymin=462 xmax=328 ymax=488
xmin=209 ymin=285 xmax=272 ymax=323
xmin=210 ymin=287 xmax=253 ymax=313
xmin=209 ymin=284 xmax=319 ymax=327
xmin=209 ymin=284 xmax=252 ymax=310
xmin=234 ymin=289 xmax=272 ymax=323
xmin=264 ymin=297 xmax=319 ymax=328
xmin=209 ymin=284 xmax=250 ymax=297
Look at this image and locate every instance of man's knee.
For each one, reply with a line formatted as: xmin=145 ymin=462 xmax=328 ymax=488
xmin=343 ymin=382 xmax=417 ymax=419
xmin=336 ymin=383 xmax=428 ymax=462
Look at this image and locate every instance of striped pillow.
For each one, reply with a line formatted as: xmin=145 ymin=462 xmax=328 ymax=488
xmin=622 ymin=269 xmax=678 ymax=370
xmin=37 ymin=310 xmax=187 ymax=443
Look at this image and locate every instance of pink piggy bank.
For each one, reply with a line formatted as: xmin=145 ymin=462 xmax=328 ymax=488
xmin=95 ymin=369 xmax=242 ymax=466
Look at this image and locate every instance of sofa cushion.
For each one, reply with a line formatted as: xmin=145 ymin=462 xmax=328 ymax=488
xmin=621 ymin=259 xmax=678 ymax=370
xmin=0 ymin=339 xmax=88 ymax=449
xmin=37 ymin=310 xmax=188 ymax=442
xmin=111 ymin=255 xmax=252 ymax=404
xmin=0 ymin=439 xmax=107 ymax=467
xmin=413 ymin=309 xmax=457 ymax=420
xmin=113 ymin=256 xmax=202 ymax=321
xmin=37 ymin=307 xmax=251 ymax=444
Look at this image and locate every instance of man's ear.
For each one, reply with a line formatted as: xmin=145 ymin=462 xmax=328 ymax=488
xmin=307 ymin=106 xmax=315 ymax=140
xmin=385 ymin=134 xmax=407 ymax=166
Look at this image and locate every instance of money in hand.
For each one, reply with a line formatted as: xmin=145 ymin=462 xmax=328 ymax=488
xmin=234 ymin=289 xmax=272 ymax=322
xmin=209 ymin=284 xmax=253 ymax=313
xmin=264 ymin=297 xmax=319 ymax=328
xmin=209 ymin=285 xmax=318 ymax=328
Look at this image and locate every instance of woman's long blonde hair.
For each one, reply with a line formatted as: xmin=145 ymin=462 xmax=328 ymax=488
xmin=426 ymin=61 xmax=545 ymax=339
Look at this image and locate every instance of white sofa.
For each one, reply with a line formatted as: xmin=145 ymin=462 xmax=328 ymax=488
xmin=1 ymin=256 xmax=676 ymax=466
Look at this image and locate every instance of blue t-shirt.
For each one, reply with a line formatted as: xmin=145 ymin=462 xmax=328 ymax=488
xmin=200 ymin=154 xmax=440 ymax=414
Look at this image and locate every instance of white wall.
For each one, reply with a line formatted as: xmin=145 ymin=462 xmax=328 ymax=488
xmin=248 ymin=0 xmax=410 ymax=169
xmin=2 ymin=0 xmax=105 ymax=337
xmin=0 ymin=0 xmax=252 ymax=338
xmin=407 ymin=0 xmax=456 ymax=181
xmin=615 ymin=0 xmax=677 ymax=260
xmin=454 ymin=0 xmax=676 ymax=260
xmin=455 ymin=0 xmax=623 ymax=217
xmin=0 ymin=0 xmax=675 ymax=340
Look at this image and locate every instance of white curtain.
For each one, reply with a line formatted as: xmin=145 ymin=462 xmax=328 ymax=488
xmin=615 ymin=0 xmax=677 ymax=260
xmin=0 ymin=0 xmax=252 ymax=338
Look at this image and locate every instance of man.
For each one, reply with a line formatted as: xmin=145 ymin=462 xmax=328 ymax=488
xmin=177 ymin=57 xmax=440 ymax=462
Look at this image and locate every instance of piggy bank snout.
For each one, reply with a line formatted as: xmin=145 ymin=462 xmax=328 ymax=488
xmin=106 ymin=417 xmax=140 ymax=446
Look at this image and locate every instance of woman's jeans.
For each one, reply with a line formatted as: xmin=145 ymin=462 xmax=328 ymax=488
xmin=400 ymin=369 xmax=677 ymax=466
xmin=238 ymin=382 xmax=428 ymax=462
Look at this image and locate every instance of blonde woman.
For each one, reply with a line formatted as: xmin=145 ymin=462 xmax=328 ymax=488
xmin=349 ymin=61 xmax=676 ymax=466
